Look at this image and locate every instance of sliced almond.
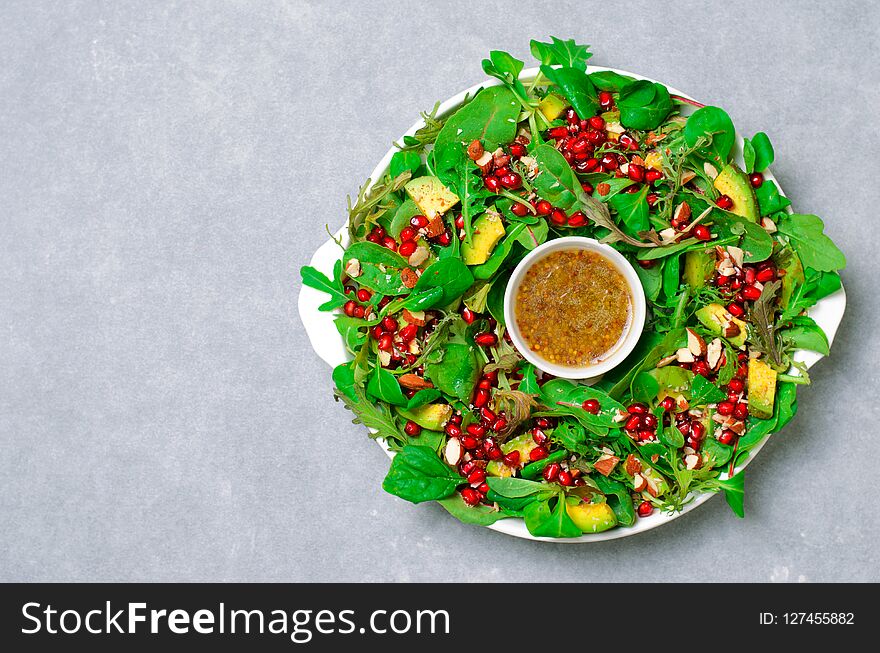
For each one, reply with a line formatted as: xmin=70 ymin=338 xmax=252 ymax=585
xmin=593 ymin=455 xmax=619 ymax=477
xmin=722 ymin=321 xmax=741 ymax=338
xmin=408 ymin=246 xmax=430 ymax=267
xmin=612 ymin=409 xmax=629 ymax=423
xmin=703 ymin=162 xmax=719 ymax=179
xmin=686 ymin=328 xmax=707 ymax=356
xmin=657 ymin=354 xmax=678 ymax=368
xmin=676 ymin=347 xmax=695 ymax=363
xmin=659 ymin=227 xmax=678 ymax=244
xmin=605 ymin=121 xmax=625 ymax=134
xmin=644 ymin=475 xmax=661 ymax=498
xmin=475 ymin=151 xmax=493 ymax=173
xmin=761 ymin=216 xmax=777 ymax=233
xmin=378 ymin=350 xmax=392 ymax=367
xmin=673 ymin=202 xmax=692 ymax=224
xmin=684 ymin=454 xmax=701 ymax=470
xmin=344 ymin=258 xmax=361 ymax=278
xmin=444 ymin=437 xmax=463 ymax=466
xmin=706 ymin=338 xmax=723 ymax=370
xmin=625 ymin=454 xmax=642 ymax=475
xmin=726 ymin=246 xmax=744 ymax=268
xmin=402 ymin=309 xmax=426 ymax=326
xmin=680 ymin=169 xmax=697 ymax=185
xmin=632 ymin=473 xmax=647 ymax=492
xmin=676 ymin=396 xmax=690 ymax=411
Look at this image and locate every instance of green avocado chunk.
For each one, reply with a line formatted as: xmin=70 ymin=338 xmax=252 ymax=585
xmin=566 ymin=501 xmax=618 ymax=533
xmin=683 ymin=249 xmax=716 ymax=288
xmin=748 ymin=359 xmax=777 ymax=419
xmin=696 ymin=303 xmax=748 ymax=348
xmin=397 ymin=403 xmax=453 ymax=431
xmin=713 ymin=164 xmax=760 ymax=222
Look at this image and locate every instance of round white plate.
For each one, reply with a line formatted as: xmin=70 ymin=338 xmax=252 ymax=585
xmin=298 ymin=66 xmax=846 ymax=542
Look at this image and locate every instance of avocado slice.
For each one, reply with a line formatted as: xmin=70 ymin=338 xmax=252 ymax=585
xmin=565 ymin=500 xmax=618 ymax=533
xmin=486 ymin=432 xmax=538 ymax=477
xmin=713 ymin=164 xmax=760 ymax=222
xmin=780 ymin=251 xmax=805 ymax=310
xmin=683 ymin=249 xmax=716 ymax=288
xmin=397 ymin=403 xmax=453 ymax=431
xmin=538 ymin=93 xmax=567 ymax=121
xmin=696 ymin=303 xmax=748 ymax=347
xmin=461 ymin=212 xmax=506 ymax=266
xmin=404 ymin=176 xmax=460 ymax=218
xmin=748 ymin=359 xmax=777 ymax=419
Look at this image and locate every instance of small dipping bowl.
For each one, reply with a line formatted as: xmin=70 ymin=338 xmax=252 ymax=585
xmin=503 ymin=236 xmax=646 ymax=381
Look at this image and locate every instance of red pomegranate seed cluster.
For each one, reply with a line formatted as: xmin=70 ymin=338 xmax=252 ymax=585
xmin=713 ymin=256 xmax=778 ymax=318
xmin=623 ymin=402 xmax=660 ymax=443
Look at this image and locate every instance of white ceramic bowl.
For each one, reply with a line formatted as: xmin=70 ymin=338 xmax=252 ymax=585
xmin=298 ymin=66 xmax=847 ymax=542
xmin=503 ymin=236 xmax=647 ymax=380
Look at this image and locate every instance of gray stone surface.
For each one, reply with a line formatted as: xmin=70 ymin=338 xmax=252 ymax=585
xmin=1 ymin=0 xmax=877 ymax=582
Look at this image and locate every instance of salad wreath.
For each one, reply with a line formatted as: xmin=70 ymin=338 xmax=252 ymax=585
xmin=301 ymin=37 xmax=846 ymax=538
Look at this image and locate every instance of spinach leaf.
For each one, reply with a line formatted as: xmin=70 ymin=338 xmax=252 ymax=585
xmin=659 ymin=425 xmax=685 ymax=448
xmin=367 ymin=366 xmax=408 ymax=406
xmin=592 ymin=476 xmax=635 ymax=526
xmin=739 ymin=219 xmax=774 ymax=262
xmin=745 ymin=132 xmax=774 ymax=172
xmin=487 ymin=477 xmax=548 ymax=498
xmin=471 ymin=223 xmax=526 ymax=280
xmin=515 ymin=217 xmax=549 ymax=250
xmin=300 ymin=260 xmax=348 ymax=311
xmin=482 ymin=50 xmax=528 ymax=102
xmin=345 ymin=241 xmax=408 ymax=268
xmin=718 ymin=471 xmax=745 ymax=518
xmin=662 ymin=254 xmax=681 ymax=298
xmin=424 ymin=343 xmax=480 ymax=402
xmin=332 ymin=362 xmax=357 ymax=401
xmin=410 ymin=258 xmax=474 ymax=308
xmin=523 ymin=495 xmax=582 ymax=538
xmin=540 ymin=65 xmax=599 ymax=119
xmin=382 ymin=446 xmax=462 ymax=503
xmin=538 ymin=379 xmax=627 ymax=433
xmin=387 ymin=199 xmax=421 ymax=239
xmin=690 ymin=375 xmax=727 ymax=405
xmin=782 ymin=316 xmax=829 ymax=355
xmin=609 ymin=185 xmax=650 ymax=235
xmin=632 ymin=371 xmax=660 ymax=403
xmin=617 ymin=80 xmax=673 ymax=131
xmin=486 ymin=270 xmax=510 ymax=326
xmin=438 ymin=494 xmax=508 ymax=525
xmin=775 ymin=213 xmax=846 ymax=272
xmin=390 ymin=150 xmax=421 ymax=178
xmin=530 ymin=36 xmax=592 ymax=70
xmin=634 ymin=260 xmax=662 ymax=301
xmin=702 ymin=438 xmax=733 ymax=468
xmin=588 ymin=70 xmax=633 ymax=91
xmin=684 ymin=106 xmax=735 ymax=163
xmin=433 ymin=86 xmax=520 ymax=174
xmin=754 ymin=180 xmax=790 ymax=215
xmin=406 ymin=389 xmax=442 ymax=409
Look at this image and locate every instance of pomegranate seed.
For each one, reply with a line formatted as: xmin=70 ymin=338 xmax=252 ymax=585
xmin=581 ymin=182 xmax=594 ymax=194
xmin=397 ymin=240 xmax=417 ymax=258
xmin=352 ymin=305 xmax=365 ymax=319
xmin=549 ymin=126 xmax=569 ymax=140
xmin=744 ymin=267 xmax=757 ymax=285
xmin=584 ymin=129 xmax=605 ymax=145
xmin=637 ymin=501 xmax=654 ymax=517
xmin=371 ymin=325 xmax=384 ymax=339
xmin=503 ymin=451 xmax=520 ymax=467
xmin=478 ymin=379 xmax=491 ymax=390
xmin=343 ymin=300 xmax=357 ymax=317
xmin=756 ymin=266 xmax=776 ymax=283
xmin=473 ymin=388 xmax=489 ymax=408
xmin=660 ymin=396 xmax=676 ymax=412
xmin=461 ymin=488 xmax=480 ymax=506
xmin=550 ymin=209 xmax=567 ymax=225
xmin=529 ymin=446 xmax=549 ymax=462
xmin=492 ymin=417 xmax=508 ymax=432
xmin=627 ymin=163 xmax=646 ymax=182
xmin=718 ymin=429 xmax=736 ymax=445
xmin=480 ymin=407 xmax=496 ymax=424
xmin=398 ymin=324 xmax=418 ymax=342
xmin=628 ymin=403 xmax=648 ymax=414
xmin=582 ymin=157 xmax=600 ymax=173
xmin=727 ymin=378 xmax=745 ymax=393
xmin=410 ymin=214 xmax=428 ymax=228
xmin=642 ymin=413 xmax=658 ymax=430
xmin=742 ymin=285 xmax=762 ymax=301
xmin=692 ymin=360 xmax=711 ymax=377
xmin=404 ymin=420 xmax=421 ymax=437
xmin=467 ymin=469 xmax=486 ymax=486
xmin=460 ymin=307 xmax=476 ymax=324
xmin=567 ymin=211 xmax=587 ymax=227
xmin=619 ymin=133 xmax=639 ymax=151
xmin=569 ymin=137 xmax=589 ymax=154
xmin=474 ymin=332 xmax=497 ymax=347
xmin=460 ymin=460 xmax=477 ymax=475
xmin=727 ymin=390 xmax=741 ymax=403
xmin=677 ymin=421 xmax=691 ymax=436
xmin=373 ymin=226 xmax=387 ymax=240
xmin=599 ymin=90 xmax=614 ymax=107
xmin=733 ymin=403 xmax=749 ymax=420
xmin=600 ymin=153 xmax=619 ymax=170
xmin=535 ymin=200 xmax=552 ymax=215
xmin=717 ymin=401 xmax=735 ymax=416
xmin=400 ymin=226 xmax=417 ymax=242
xmin=646 ymin=192 xmax=659 ymax=206
xmin=535 ymin=417 xmax=551 ymax=429
xmin=378 ymin=334 xmax=393 ymax=351
xmin=484 ymin=176 xmax=500 ymax=192
xmin=460 ymin=435 xmax=478 ymax=450
xmin=381 ymin=316 xmax=397 ymax=332
xmin=645 ymin=169 xmax=663 ymax=184
xmin=366 ymin=232 xmax=381 ymax=244
xmin=356 ymin=288 xmax=372 ymax=302
xmin=500 ymin=172 xmax=522 ymax=189
xmin=625 ymin=414 xmax=642 ymax=431
xmin=450 ymin=413 xmax=463 ymax=425
xmin=587 ymin=115 xmax=604 ymax=130
xmin=692 ymin=224 xmax=712 ymax=241
xmin=637 ymin=259 xmax=655 ymax=269
xmin=445 ymin=423 xmax=461 ymax=437
xmin=727 ymin=302 xmax=745 ymax=317
xmin=542 ymin=463 xmax=560 ymax=482
xmin=511 ymin=201 xmax=528 ymax=217
xmin=736 ymin=363 xmax=748 ymax=379
xmin=716 ymin=194 xmax=734 ymax=210
xmin=466 ymin=423 xmax=486 ymax=438
xmin=531 ymin=428 xmax=549 ymax=445
xmin=582 ymin=399 xmax=600 ymax=414
xmin=749 ymin=172 xmax=764 ymax=188
xmin=691 ymin=421 xmax=706 ymax=439
xmin=437 ymin=231 xmax=452 ymax=246
xmin=557 ymin=470 xmax=573 ymax=486
xmin=638 ymin=429 xmax=655 ymax=442
xmin=478 ymin=482 xmax=491 ymax=494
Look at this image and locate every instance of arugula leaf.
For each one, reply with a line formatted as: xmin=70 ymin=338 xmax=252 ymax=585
xmin=617 ymin=80 xmax=673 ymax=131
xmin=689 ymin=374 xmax=727 ymax=406
xmin=335 ymin=383 xmax=407 ymax=450
xmin=334 ymin=315 xmax=368 ymax=352
xmin=382 ymin=446 xmax=462 ymax=504
xmin=775 ymin=213 xmax=846 ymax=272
xmin=482 ymin=50 xmax=529 ymax=103
xmin=530 ymin=36 xmax=592 ymax=70
xmin=549 ymin=420 xmax=588 ymax=454
xmin=540 ymin=65 xmax=599 ymax=119
xmin=347 ymin=171 xmax=412 ymax=240
xmin=300 ymin=260 xmax=349 ymax=311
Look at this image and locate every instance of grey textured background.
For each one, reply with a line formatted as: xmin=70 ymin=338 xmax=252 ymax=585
xmin=1 ymin=0 xmax=877 ymax=582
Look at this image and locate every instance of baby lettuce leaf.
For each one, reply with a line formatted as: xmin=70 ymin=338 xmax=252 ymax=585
xmin=530 ymin=36 xmax=592 ymax=70
xmin=523 ymin=495 xmax=582 ymax=538
xmin=300 ymin=260 xmax=348 ymax=311
xmin=438 ymin=494 xmax=508 ymax=525
xmin=540 ymin=65 xmax=599 ymax=120
xmin=481 ymin=50 xmax=529 ymax=106
xmin=617 ymin=80 xmax=673 ymax=131
xmin=684 ymin=106 xmax=736 ymax=164
xmin=382 ymin=446 xmax=462 ymax=504
xmin=487 ymin=477 xmax=548 ymax=498
xmin=588 ymin=70 xmax=633 ymax=91
xmin=389 ymin=150 xmax=422 ymax=179
xmin=743 ymin=132 xmax=774 ymax=173
xmin=775 ymin=213 xmax=846 ymax=272
xmin=405 ymin=388 xmax=441 ymax=410
xmin=332 ymin=362 xmax=357 ymax=402
xmin=410 ymin=258 xmax=474 ymax=308
xmin=424 ymin=343 xmax=480 ymax=402
xmin=433 ymin=86 xmax=520 ymax=175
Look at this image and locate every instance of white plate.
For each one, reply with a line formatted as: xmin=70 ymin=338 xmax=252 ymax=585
xmin=298 ymin=66 xmax=847 ymax=542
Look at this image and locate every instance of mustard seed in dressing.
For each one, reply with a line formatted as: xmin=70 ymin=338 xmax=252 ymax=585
xmin=514 ymin=249 xmax=631 ymax=368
